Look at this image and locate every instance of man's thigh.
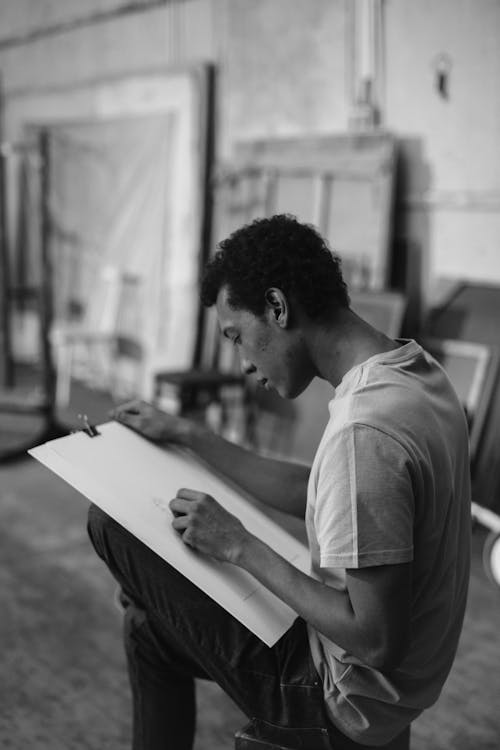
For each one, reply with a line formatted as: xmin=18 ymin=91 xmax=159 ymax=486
xmin=87 ymin=504 xmax=329 ymax=732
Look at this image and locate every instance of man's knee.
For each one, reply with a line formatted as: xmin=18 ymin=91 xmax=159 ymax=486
xmin=87 ymin=503 xmax=121 ymax=561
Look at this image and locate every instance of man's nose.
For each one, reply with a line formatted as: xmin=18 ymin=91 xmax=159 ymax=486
xmin=240 ymin=357 xmax=256 ymax=376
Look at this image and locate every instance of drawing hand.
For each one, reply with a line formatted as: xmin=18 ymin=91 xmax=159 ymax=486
xmin=170 ymin=489 xmax=250 ymax=564
xmin=111 ymin=400 xmax=192 ymax=446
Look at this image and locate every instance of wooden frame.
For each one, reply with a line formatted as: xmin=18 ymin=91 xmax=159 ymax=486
xmin=202 ymin=132 xmax=397 ymax=373
xmin=10 ymin=64 xmax=213 ymax=398
xmin=349 ymin=289 xmax=406 ymax=339
xmin=421 ymin=337 xmax=499 ymax=463
xmin=222 ymin=133 xmax=397 ymax=290
xmin=0 ymin=75 xmax=14 ymax=388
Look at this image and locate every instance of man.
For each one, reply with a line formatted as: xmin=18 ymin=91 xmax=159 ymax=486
xmin=88 ymin=214 xmax=471 ymax=750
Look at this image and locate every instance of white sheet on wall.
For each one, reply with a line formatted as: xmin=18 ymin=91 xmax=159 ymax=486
xmin=49 ymin=115 xmax=174 ymax=344
xmin=8 ymin=68 xmax=208 ymax=394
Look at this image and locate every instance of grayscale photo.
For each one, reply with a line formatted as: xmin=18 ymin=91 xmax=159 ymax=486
xmin=1 ymin=2 xmax=499 ymax=749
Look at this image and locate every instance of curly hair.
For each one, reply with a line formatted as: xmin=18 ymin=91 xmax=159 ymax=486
xmin=200 ymin=214 xmax=349 ymax=320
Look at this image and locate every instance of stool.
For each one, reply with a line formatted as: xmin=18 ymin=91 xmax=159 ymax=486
xmin=234 ymin=719 xmax=332 ymax=750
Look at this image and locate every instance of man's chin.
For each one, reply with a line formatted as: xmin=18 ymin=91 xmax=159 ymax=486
xmin=278 ymin=381 xmax=309 ymax=400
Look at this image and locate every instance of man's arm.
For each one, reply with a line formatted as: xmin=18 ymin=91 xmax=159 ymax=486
xmin=239 ymin=535 xmax=412 ymax=671
xmin=188 ymin=426 xmax=310 ymax=519
xmin=171 ymin=490 xmax=412 ymax=671
xmin=114 ymin=401 xmax=310 ymax=518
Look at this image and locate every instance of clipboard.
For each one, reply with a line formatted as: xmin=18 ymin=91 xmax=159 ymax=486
xmin=28 ymin=421 xmax=310 ymax=646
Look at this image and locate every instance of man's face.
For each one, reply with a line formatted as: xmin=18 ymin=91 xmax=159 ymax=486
xmin=215 ymin=286 xmax=313 ymax=399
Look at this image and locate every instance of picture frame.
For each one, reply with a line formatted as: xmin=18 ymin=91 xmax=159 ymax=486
xmin=421 ymin=337 xmax=499 ymax=463
xmin=214 ymin=133 xmax=397 ymax=292
xmin=349 ymin=289 xmax=407 ymax=339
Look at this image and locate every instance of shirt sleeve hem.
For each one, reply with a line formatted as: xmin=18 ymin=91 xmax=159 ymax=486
xmin=320 ymin=547 xmax=413 ymax=568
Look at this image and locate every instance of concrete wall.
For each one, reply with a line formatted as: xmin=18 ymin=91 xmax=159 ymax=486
xmin=1 ymin=0 xmax=499 ymax=308
xmin=384 ymin=0 xmax=500 ymax=303
xmin=221 ymin=0 xmax=348 ymax=149
xmin=0 ymin=0 xmax=346 ymax=149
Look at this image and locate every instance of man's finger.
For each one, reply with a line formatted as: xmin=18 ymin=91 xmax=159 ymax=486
xmin=115 ymin=413 xmax=141 ymax=428
xmin=121 ymin=412 xmax=142 ymax=422
xmin=169 ymin=497 xmax=193 ymax=516
xmin=176 ymin=488 xmax=208 ymax=502
xmin=172 ymin=515 xmax=189 ymax=531
xmin=113 ymin=400 xmax=145 ymax=417
xmin=112 ymin=409 xmax=137 ymax=422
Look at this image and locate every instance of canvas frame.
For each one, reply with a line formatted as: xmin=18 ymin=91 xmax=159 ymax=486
xmin=8 ymin=64 xmax=214 ymax=397
xmin=349 ymin=289 xmax=407 ymax=339
xmin=421 ymin=337 xmax=499 ymax=463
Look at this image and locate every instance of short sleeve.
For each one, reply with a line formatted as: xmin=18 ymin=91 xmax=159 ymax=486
xmin=314 ymin=423 xmax=414 ymax=568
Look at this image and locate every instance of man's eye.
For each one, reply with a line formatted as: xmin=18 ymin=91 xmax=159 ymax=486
xmin=233 ymin=337 xmax=241 ymax=346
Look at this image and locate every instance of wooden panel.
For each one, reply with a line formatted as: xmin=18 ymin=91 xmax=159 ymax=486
xmin=227 ymin=133 xmax=397 ymax=290
xmin=203 ymin=133 xmax=398 ymax=454
xmin=425 ymin=283 xmax=500 ymax=510
xmin=234 ymin=134 xmax=395 ymax=177
xmin=349 ymin=289 xmax=406 ymax=339
xmin=273 ymin=174 xmax=318 ymax=224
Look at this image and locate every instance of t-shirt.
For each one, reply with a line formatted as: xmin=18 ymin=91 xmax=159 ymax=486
xmin=306 ymin=339 xmax=471 ymax=746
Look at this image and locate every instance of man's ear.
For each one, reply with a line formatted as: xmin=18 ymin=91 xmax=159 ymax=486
xmin=264 ymin=288 xmax=289 ymax=328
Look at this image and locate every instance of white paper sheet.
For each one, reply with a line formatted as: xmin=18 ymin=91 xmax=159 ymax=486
xmin=29 ymin=421 xmax=310 ymax=646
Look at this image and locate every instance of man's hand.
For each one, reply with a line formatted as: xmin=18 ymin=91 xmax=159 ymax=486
xmin=112 ymin=400 xmax=193 ymax=446
xmin=170 ymin=489 xmax=250 ymax=564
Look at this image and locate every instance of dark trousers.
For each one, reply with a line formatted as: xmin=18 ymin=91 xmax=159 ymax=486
xmin=87 ymin=504 xmax=410 ymax=750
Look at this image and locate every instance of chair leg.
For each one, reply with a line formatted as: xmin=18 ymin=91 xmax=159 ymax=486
xmin=55 ymin=343 xmax=73 ymax=408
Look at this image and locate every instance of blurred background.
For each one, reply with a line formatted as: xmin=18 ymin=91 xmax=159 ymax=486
xmin=1 ymin=1 xmax=499 ymax=748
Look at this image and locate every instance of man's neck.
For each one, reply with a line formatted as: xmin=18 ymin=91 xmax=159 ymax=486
xmin=303 ymin=308 xmax=401 ymax=389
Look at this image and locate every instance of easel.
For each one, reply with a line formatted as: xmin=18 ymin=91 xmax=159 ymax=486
xmin=0 ymin=126 xmax=66 ymax=462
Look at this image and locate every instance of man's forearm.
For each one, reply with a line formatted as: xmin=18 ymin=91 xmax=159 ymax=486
xmin=184 ymin=425 xmax=309 ymax=518
xmin=168 ymin=486 xmax=406 ymax=671
xmin=232 ymin=531 xmax=411 ymax=672
xmin=235 ymin=533 xmax=378 ymax=665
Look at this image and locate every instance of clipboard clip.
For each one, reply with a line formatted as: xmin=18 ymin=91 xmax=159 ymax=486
xmin=77 ymin=413 xmax=100 ymax=438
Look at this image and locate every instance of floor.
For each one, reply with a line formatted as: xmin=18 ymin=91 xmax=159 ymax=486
xmin=1 ymin=380 xmax=500 ymax=749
